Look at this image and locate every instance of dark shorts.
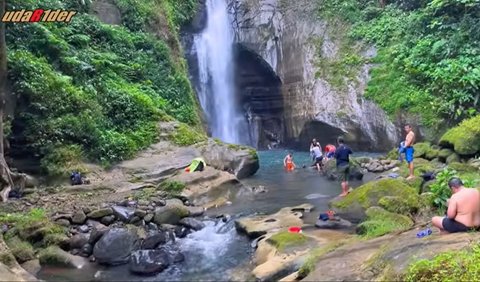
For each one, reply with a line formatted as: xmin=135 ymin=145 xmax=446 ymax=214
xmin=315 ymin=156 xmax=323 ymax=165
xmin=405 ymin=147 xmax=414 ymax=163
xmin=442 ymin=217 xmax=470 ymax=233
xmin=337 ymin=164 xmax=350 ymax=182
xmin=327 ymin=152 xmax=334 ymax=158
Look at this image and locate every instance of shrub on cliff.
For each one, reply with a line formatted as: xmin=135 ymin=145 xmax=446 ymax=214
xmin=439 ymin=115 xmax=480 ymax=155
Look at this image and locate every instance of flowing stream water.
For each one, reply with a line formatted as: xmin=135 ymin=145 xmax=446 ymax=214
xmin=194 ymin=0 xmax=249 ymax=144
xmin=38 ymin=150 xmax=381 ymax=281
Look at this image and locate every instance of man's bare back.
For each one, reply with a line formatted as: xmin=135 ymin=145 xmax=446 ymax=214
xmin=450 ymin=188 xmax=480 ymax=227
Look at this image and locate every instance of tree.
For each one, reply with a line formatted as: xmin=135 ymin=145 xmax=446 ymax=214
xmin=0 ymin=0 xmax=15 ymax=202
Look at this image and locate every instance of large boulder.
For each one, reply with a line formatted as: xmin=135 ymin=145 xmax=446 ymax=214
xmin=329 ymin=179 xmax=420 ymax=223
xmin=413 ymin=142 xmax=431 ymax=158
xmin=324 ymin=159 xmax=364 ymax=180
xmin=93 ymin=228 xmax=140 ymax=265
xmin=179 ymin=217 xmax=205 ymax=231
xmin=142 ymin=232 xmax=167 ymax=249
xmin=439 ymin=115 xmax=480 ymax=155
xmin=197 ymin=139 xmax=259 ymax=179
xmin=129 ymin=249 xmax=170 ymax=275
xmin=356 ymin=207 xmax=414 ymax=237
xmin=38 ymin=246 xmax=88 ymax=268
xmin=112 ymin=206 xmax=135 ymax=222
xmin=153 ymin=199 xmax=189 ymax=225
xmin=235 ymin=204 xmax=313 ymax=238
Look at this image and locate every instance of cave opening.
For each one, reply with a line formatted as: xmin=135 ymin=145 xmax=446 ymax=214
xmin=233 ymin=44 xmax=284 ymax=149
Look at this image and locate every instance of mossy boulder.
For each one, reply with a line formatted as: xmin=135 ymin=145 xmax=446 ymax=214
xmin=446 ymin=153 xmax=460 ymax=164
xmin=413 ymin=142 xmax=431 ymax=158
xmin=153 ymin=199 xmax=189 ymax=225
xmin=386 ymin=147 xmax=399 ymax=160
xmin=378 ymin=196 xmax=416 ymax=215
xmin=356 ymin=207 xmax=413 ymax=238
xmin=439 ymin=115 xmax=480 ymax=155
xmin=424 ymin=148 xmax=440 ymax=160
xmin=398 ymin=158 xmax=437 ymax=178
xmin=329 ymin=179 xmax=420 ymax=223
xmin=324 ymin=159 xmax=364 ymax=181
xmin=448 ymin=162 xmax=478 ymax=173
xmin=5 ymin=237 xmax=35 ymax=264
xmin=39 ymin=246 xmax=87 ymax=268
xmin=438 ymin=148 xmax=454 ymax=161
xmin=266 ymin=231 xmax=309 ymax=251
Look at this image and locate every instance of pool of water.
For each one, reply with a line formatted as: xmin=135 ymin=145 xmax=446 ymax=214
xmin=38 ymin=150 xmax=380 ymax=281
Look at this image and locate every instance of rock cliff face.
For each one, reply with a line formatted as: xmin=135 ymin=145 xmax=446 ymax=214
xmin=228 ymin=0 xmax=398 ymax=150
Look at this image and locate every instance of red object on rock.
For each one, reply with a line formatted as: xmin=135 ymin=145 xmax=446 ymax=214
xmin=185 ymin=167 xmax=190 ymax=172
xmin=288 ymin=226 xmax=302 ymax=233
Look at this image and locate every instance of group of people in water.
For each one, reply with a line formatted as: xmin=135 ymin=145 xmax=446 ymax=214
xmin=283 ymin=136 xmax=353 ymax=197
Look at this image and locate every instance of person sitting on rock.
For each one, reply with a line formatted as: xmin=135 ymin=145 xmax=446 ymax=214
xmin=325 ymin=144 xmax=336 ymax=160
xmin=431 ymin=178 xmax=480 ymax=233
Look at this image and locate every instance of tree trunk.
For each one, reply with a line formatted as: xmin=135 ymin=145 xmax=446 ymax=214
xmin=0 ymin=0 xmax=15 ymax=202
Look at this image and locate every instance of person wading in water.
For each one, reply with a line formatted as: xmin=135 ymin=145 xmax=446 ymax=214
xmin=334 ymin=137 xmax=352 ymax=197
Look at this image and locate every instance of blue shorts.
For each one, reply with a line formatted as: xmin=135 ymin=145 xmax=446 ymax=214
xmin=405 ymin=147 xmax=414 ymax=163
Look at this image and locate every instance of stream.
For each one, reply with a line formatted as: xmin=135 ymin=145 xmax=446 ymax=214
xmin=38 ymin=150 xmax=381 ymax=281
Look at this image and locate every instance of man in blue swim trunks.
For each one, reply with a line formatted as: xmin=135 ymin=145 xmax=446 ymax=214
xmin=404 ymin=124 xmax=415 ymax=180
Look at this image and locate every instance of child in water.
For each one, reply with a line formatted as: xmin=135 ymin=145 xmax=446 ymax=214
xmin=284 ymin=153 xmax=296 ymax=171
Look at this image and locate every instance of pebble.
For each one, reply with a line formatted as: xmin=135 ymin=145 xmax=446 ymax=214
xmin=78 ymin=225 xmax=90 ymax=233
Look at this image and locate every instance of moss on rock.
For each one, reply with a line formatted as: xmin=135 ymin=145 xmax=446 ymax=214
xmin=438 ymin=148 xmax=454 ymax=160
xmin=378 ymin=196 xmax=416 ymax=215
xmin=330 ymin=178 xmax=419 ymax=222
xmin=356 ymin=207 xmax=413 ymax=238
xmin=386 ymin=147 xmax=399 ymax=160
xmin=439 ymin=115 xmax=480 ymax=155
xmin=5 ymin=237 xmax=35 ymax=264
xmin=424 ymin=148 xmax=440 ymax=160
xmin=448 ymin=162 xmax=478 ymax=173
xmin=413 ymin=142 xmax=431 ymax=158
xmin=446 ymin=153 xmax=460 ymax=164
xmin=266 ymin=231 xmax=308 ymax=251
xmin=398 ymin=158 xmax=437 ymax=177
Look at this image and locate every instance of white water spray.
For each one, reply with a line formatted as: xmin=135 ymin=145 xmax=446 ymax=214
xmin=194 ymin=0 xmax=249 ymax=144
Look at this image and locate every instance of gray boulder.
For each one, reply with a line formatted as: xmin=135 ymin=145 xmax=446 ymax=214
xmin=93 ymin=228 xmax=140 ymax=265
xmin=179 ymin=217 xmax=205 ymax=231
xmin=129 ymin=249 xmax=170 ymax=275
xmin=142 ymin=232 xmax=167 ymax=249
xmin=153 ymin=199 xmax=189 ymax=225
xmin=112 ymin=206 xmax=135 ymax=222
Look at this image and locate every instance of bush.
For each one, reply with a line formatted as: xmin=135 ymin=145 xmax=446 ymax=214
xmin=429 ymin=168 xmax=477 ymax=212
xmin=170 ymin=124 xmax=207 ymax=146
xmin=405 ymin=245 xmax=480 ymax=282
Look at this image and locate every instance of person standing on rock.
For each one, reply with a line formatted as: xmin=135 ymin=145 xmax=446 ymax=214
xmin=334 ymin=137 xmax=353 ymax=197
xmin=431 ymin=178 xmax=480 ymax=233
xmin=310 ymin=143 xmax=323 ymax=173
xmin=404 ymin=124 xmax=416 ymax=180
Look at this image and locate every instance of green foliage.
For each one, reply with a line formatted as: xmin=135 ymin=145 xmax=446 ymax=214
xmin=316 ymin=0 xmax=480 ymax=129
xmin=40 ymin=145 xmax=86 ymax=177
xmin=6 ymin=0 xmax=200 ymax=171
xmin=357 ymin=207 xmax=413 ymax=238
xmin=159 ymin=180 xmax=186 ymax=193
xmin=170 ymin=124 xmax=207 ymax=146
xmin=266 ymin=231 xmax=308 ymax=251
xmin=0 ymin=208 xmax=48 ymax=229
xmin=405 ymin=244 xmax=480 ymax=282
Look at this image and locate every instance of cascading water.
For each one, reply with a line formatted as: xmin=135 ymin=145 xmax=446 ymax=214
xmin=194 ymin=0 xmax=250 ymax=144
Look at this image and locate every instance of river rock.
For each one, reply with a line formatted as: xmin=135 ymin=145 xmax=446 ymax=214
xmin=142 ymin=232 xmax=167 ymax=249
xmin=144 ymin=213 xmax=154 ymax=223
xmin=72 ymin=211 xmax=87 ymax=225
xmin=88 ymin=224 xmax=109 ymax=245
xmin=87 ymin=208 xmax=113 ymax=219
xmin=93 ymin=228 xmax=140 ymax=265
xmin=129 ymin=249 xmax=170 ymax=275
xmin=112 ymin=206 xmax=135 ymax=222
xmin=174 ymin=226 xmax=190 ymax=238
xmin=101 ymin=215 xmax=116 ymax=226
xmin=198 ymin=139 xmax=259 ymax=179
xmin=187 ymin=206 xmax=205 ymax=217
xmin=21 ymin=259 xmax=41 ymax=276
xmin=78 ymin=225 xmax=90 ymax=233
xmin=235 ymin=204 xmax=313 ymax=238
xmin=315 ymin=218 xmax=352 ymax=229
xmin=153 ymin=199 xmax=189 ymax=225
xmin=134 ymin=209 xmax=147 ymax=218
xmin=39 ymin=246 xmax=88 ymax=269
xmin=80 ymin=243 xmax=93 ymax=257
xmin=179 ymin=217 xmax=206 ymax=231
xmin=55 ymin=218 xmax=71 ymax=227
xmin=69 ymin=234 xmax=89 ymax=249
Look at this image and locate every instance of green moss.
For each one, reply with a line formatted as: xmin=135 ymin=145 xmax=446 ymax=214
xmin=439 ymin=115 xmax=480 ymax=155
xmin=0 ymin=252 xmax=16 ymax=267
xmin=386 ymin=147 xmax=399 ymax=160
xmin=159 ymin=180 xmax=185 ymax=193
xmin=42 ymin=233 xmax=70 ymax=248
xmin=332 ymin=179 xmax=419 ymax=213
xmin=438 ymin=148 xmax=454 ymax=160
xmin=446 ymin=153 xmax=460 ymax=164
xmin=413 ymin=142 xmax=431 ymax=158
xmin=378 ymin=196 xmax=416 ymax=215
xmin=249 ymin=149 xmax=259 ymax=160
xmin=266 ymin=231 xmax=308 ymax=251
xmin=404 ymin=244 xmax=480 ymax=282
xmin=424 ymin=147 xmax=440 ymax=160
xmin=357 ymin=207 xmax=413 ymax=238
xmin=170 ymin=123 xmax=207 ymax=146
xmin=38 ymin=246 xmax=71 ymax=266
xmin=448 ymin=162 xmax=478 ymax=173
xmin=5 ymin=237 xmax=35 ymax=263
xmin=133 ymin=187 xmax=157 ymax=200
xmin=40 ymin=145 xmax=88 ymax=177
xmin=398 ymin=158 xmax=436 ymax=178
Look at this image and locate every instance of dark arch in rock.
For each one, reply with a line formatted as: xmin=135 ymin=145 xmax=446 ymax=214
xmin=233 ymin=44 xmax=284 ymax=149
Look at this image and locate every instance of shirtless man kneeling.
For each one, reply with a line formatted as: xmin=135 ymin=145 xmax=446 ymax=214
xmin=432 ymin=178 xmax=480 ymax=233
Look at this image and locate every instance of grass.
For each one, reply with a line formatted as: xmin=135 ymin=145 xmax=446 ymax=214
xmin=170 ymin=123 xmax=207 ymax=146
xmin=159 ymin=180 xmax=186 ymax=193
xmin=38 ymin=246 xmax=70 ymax=266
xmin=404 ymin=244 xmax=480 ymax=282
xmin=266 ymin=231 xmax=308 ymax=251
xmin=357 ymin=207 xmax=413 ymax=238
xmin=5 ymin=237 xmax=35 ymax=263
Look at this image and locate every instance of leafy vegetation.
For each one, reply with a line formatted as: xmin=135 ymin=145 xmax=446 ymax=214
xmin=315 ymin=0 xmax=480 ymax=130
xmin=429 ymin=167 xmax=476 ymax=212
xmin=170 ymin=123 xmax=207 ymax=146
xmin=405 ymin=244 xmax=480 ymax=282
xmin=5 ymin=0 xmax=200 ymax=172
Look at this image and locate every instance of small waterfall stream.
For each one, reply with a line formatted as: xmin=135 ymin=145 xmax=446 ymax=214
xmin=194 ymin=0 xmax=250 ymax=144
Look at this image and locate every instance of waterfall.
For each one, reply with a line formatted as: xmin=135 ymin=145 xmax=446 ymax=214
xmin=194 ymin=0 xmax=249 ymax=145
